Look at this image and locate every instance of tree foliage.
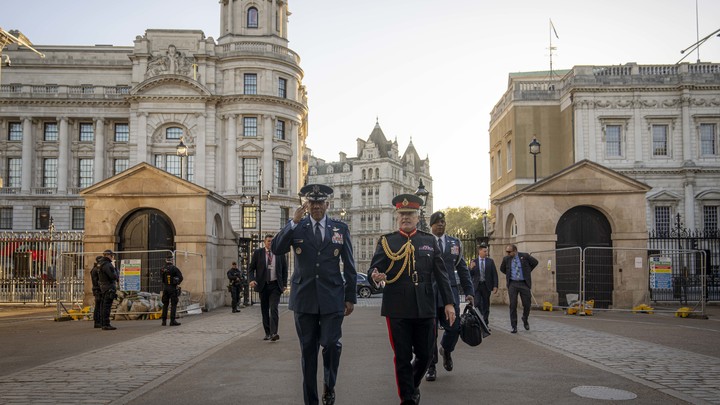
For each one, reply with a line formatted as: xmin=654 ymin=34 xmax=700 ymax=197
xmin=439 ymin=206 xmax=486 ymax=236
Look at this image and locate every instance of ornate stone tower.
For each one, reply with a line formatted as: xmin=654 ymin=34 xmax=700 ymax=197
xmin=219 ymin=0 xmax=290 ymax=44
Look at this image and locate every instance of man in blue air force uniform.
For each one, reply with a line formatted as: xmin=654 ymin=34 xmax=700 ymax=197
xmin=272 ymin=184 xmax=357 ymax=405
xmin=426 ymin=211 xmax=474 ymax=382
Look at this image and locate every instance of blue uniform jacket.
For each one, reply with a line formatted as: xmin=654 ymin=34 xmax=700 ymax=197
xmin=434 ymin=235 xmax=474 ymax=307
xmin=272 ymin=216 xmax=357 ymax=314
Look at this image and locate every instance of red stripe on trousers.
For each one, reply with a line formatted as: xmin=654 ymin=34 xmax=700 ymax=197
xmin=385 ymin=317 xmax=402 ymax=400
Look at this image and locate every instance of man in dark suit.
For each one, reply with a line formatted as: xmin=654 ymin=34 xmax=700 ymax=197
xmin=426 ymin=211 xmax=474 ymax=382
xmin=249 ymin=234 xmax=288 ymax=341
xmin=369 ymin=195 xmax=456 ymax=405
xmin=469 ymin=244 xmax=498 ymax=326
xmin=499 ymin=244 xmax=539 ymax=333
xmin=272 ymin=184 xmax=356 ymax=405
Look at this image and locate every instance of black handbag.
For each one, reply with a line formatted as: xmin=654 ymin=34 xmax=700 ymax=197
xmin=460 ymin=304 xmax=491 ymax=346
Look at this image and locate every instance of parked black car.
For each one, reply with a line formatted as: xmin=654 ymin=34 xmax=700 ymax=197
xmin=357 ymin=272 xmax=383 ymax=298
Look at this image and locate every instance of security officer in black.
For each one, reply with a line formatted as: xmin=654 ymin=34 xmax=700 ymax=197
xmin=369 ymin=194 xmax=456 ymax=405
xmin=97 ymin=249 xmax=118 ymax=330
xmin=90 ymin=255 xmax=103 ymax=328
xmin=161 ymin=255 xmax=184 ymax=326
xmin=227 ymin=261 xmax=243 ymax=313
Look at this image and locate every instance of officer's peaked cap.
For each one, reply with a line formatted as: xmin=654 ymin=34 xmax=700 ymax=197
xmin=391 ymin=194 xmax=423 ymax=212
xmin=299 ymin=184 xmax=333 ymax=202
xmin=103 ymin=249 xmax=114 ymax=256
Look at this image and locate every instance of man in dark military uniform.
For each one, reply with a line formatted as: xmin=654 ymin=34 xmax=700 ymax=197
xmin=227 ymin=261 xmax=244 ymax=313
xmin=369 ymin=194 xmax=456 ymax=405
xmin=272 ymin=184 xmax=356 ymax=405
xmin=426 ymin=211 xmax=474 ymax=382
xmin=97 ymin=249 xmax=118 ymax=330
xmin=90 ymin=255 xmax=103 ymax=328
xmin=160 ymin=256 xmax=184 ymax=326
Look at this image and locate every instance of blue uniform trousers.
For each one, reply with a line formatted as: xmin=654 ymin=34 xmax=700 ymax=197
xmin=294 ymin=311 xmax=344 ymax=405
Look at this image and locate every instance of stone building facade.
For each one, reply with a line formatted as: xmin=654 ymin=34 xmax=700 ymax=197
xmin=487 ymin=62 xmax=720 ymax=308
xmin=0 ymin=0 xmax=308 ymax=309
xmin=0 ymin=0 xmax=307 ymax=239
xmin=307 ymin=121 xmax=432 ymax=271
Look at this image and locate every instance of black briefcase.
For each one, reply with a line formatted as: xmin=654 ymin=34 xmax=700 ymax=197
xmin=460 ymin=304 xmax=491 ymax=347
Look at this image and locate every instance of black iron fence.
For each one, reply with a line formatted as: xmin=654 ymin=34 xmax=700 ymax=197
xmin=649 ymin=226 xmax=719 ymax=302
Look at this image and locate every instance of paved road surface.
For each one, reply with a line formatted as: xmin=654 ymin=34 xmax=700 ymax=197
xmin=0 ymin=300 xmax=718 ymax=404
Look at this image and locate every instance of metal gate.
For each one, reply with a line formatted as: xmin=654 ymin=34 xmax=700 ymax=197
xmin=0 ymin=231 xmax=84 ymax=304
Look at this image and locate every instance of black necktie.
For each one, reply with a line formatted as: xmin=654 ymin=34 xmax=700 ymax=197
xmin=314 ymin=222 xmax=323 ymax=245
xmin=266 ymin=251 xmax=272 ymax=282
xmin=438 ymin=238 xmax=444 ymax=253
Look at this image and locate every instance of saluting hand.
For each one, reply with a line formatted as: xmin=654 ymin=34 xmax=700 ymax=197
xmin=292 ymin=203 xmax=308 ymax=223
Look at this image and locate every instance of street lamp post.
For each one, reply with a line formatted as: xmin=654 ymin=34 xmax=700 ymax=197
xmin=529 ymin=136 xmax=541 ymax=183
xmin=482 ymin=210 xmax=488 ymax=237
xmin=415 ymin=179 xmax=430 ymax=232
xmin=176 ymin=137 xmax=188 ymax=180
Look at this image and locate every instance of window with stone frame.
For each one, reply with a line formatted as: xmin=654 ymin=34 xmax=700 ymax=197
xmin=278 ymin=78 xmax=287 ymax=98
xmin=506 ymin=140 xmax=513 ymax=172
xmin=605 ymin=124 xmax=623 ymax=157
xmin=243 ymin=158 xmax=258 ymax=186
xmin=0 ymin=207 xmax=12 ymax=229
xmin=243 ymin=117 xmax=257 ymax=137
xmin=654 ymin=206 xmax=671 ymax=235
xmin=275 ymin=119 xmax=285 ymax=140
xmin=166 ymin=127 xmax=183 ymax=140
xmin=78 ymin=159 xmax=94 ymax=188
xmin=247 ymin=7 xmax=259 ymax=28
xmin=35 ymin=207 xmax=50 ymax=230
xmin=704 ymin=205 xmax=719 ymax=235
xmin=496 ymin=150 xmax=502 ymax=179
xmin=8 ymin=122 xmax=22 ymax=141
xmin=7 ymin=158 xmax=22 ymax=188
xmin=242 ymin=206 xmax=256 ymax=229
xmin=43 ymin=158 xmax=58 ymax=188
xmin=44 ymin=122 xmax=58 ymax=141
xmin=71 ymin=207 xmax=85 ymax=230
xmin=700 ymin=123 xmax=717 ymax=156
xmin=114 ymin=123 xmax=129 ymax=142
xmin=274 ymin=159 xmax=286 ymax=189
xmin=244 ymin=74 xmax=257 ymax=95
xmin=114 ymin=159 xmax=129 ymax=175
xmin=652 ymin=124 xmax=669 ymax=156
xmin=79 ymin=122 xmax=94 ymax=142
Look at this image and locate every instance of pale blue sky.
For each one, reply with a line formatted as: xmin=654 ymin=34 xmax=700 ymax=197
xmin=2 ymin=0 xmax=719 ymax=210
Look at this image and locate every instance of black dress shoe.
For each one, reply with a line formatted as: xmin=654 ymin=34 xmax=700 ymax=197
xmin=523 ymin=320 xmax=530 ymax=330
xmin=424 ymin=366 xmax=436 ymax=381
xmin=322 ymin=385 xmax=335 ymax=405
xmin=411 ymin=388 xmax=421 ymax=404
xmin=439 ymin=347 xmax=453 ymax=371
xmin=270 ymin=334 xmax=279 ymax=341
xmin=170 ymin=321 xmax=181 ymax=326
xmin=511 ymin=327 xmax=517 ymax=333
xmin=232 ymin=309 xmax=237 ymax=313
xmin=102 ymin=325 xmax=117 ymax=330
xmin=263 ymin=335 xmax=271 ymax=341
xmin=94 ymin=324 xmax=102 ymax=329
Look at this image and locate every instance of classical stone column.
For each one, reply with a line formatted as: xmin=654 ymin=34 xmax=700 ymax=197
xmin=94 ymin=118 xmax=105 ymax=183
xmin=194 ymin=112 xmax=206 ymax=187
xmin=21 ymin=117 xmax=32 ymax=194
xmin=57 ymin=117 xmax=69 ymax=194
xmin=289 ymin=120 xmax=298 ymax=194
xmin=226 ymin=114 xmax=237 ymax=194
xmin=137 ymin=112 xmax=148 ymax=165
xmin=684 ymin=178 xmax=695 ymax=228
xmin=681 ymin=91 xmax=692 ymax=163
xmin=633 ymin=103 xmax=643 ymax=162
xmin=263 ymin=115 xmax=274 ymax=192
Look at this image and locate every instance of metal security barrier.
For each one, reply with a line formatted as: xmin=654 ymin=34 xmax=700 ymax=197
xmin=531 ymin=246 xmax=706 ymax=316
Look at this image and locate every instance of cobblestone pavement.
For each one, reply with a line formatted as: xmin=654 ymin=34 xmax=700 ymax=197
xmin=0 ymin=309 xmax=265 ymax=405
xmin=489 ymin=310 xmax=720 ymax=405
xmin=0 ymin=300 xmax=718 ymax=404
